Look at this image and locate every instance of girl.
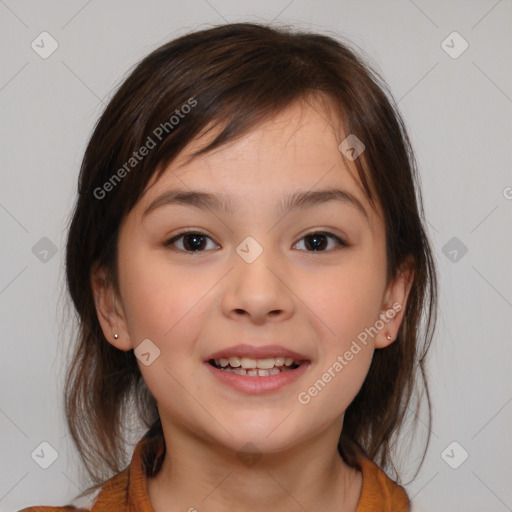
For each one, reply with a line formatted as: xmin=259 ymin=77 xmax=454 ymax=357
xmin=21 ymin=21 xmax=437 ymax=512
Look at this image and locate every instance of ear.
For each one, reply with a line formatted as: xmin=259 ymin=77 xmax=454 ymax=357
xmin=90 ymin=262 xmax=132 ymax=351
xmin=374 ymin=256 xmax=415 ymax=349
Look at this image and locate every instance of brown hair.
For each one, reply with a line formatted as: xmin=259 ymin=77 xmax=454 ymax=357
xmin=63 ymin=21 xmax=437 ymax=498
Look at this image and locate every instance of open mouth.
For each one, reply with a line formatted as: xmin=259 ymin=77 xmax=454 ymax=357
xmin=208 ymin=356 xmax=304 ymax=377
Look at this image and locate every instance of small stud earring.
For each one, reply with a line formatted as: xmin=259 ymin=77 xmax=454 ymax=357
xmin=113 ymin=333 xmax=119 ymax=339
xmin=386 ymin=333 xmax=392 ymax=340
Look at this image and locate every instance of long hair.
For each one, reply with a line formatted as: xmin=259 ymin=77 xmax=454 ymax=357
xmin=63 ymin=21 xmax=438 ymax=498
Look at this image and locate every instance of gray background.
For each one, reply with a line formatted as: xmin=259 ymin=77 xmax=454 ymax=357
xmin=1 ymin=1 xmax=511 ymax=511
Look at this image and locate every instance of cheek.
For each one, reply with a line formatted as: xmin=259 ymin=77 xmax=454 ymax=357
xmin=118 ymin=249 xmax=212 ymax=415
xmin=297 ymin=267 xmax=380 ymax=420
xmin=118 ymin=248 xmax=207 ymax=342
xmin=303 ymin=255 xmax=387 ymax=345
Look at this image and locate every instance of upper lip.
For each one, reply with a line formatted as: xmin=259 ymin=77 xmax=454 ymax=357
xmin=206 ymin=344 xmax=310 ymax=361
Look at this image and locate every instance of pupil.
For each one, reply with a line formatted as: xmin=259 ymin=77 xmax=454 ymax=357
xmin=184 ymin=233 xmax=206 ymax=251
xmin=305 ymin=234 xmax=327 ymax=251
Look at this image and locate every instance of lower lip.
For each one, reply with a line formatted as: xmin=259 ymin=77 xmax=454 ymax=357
xmin=205 ymin=361 xmax=310 ymax=394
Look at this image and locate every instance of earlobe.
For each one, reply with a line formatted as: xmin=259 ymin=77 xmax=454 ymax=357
xmin=375 ymin=259 xmax=415 ymax=349
xmin=90 ymin=263 xmax=132 ymax=351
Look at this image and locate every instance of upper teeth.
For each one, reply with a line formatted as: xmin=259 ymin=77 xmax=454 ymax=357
xmin=215 ymin=356 xmax=297 ymax=369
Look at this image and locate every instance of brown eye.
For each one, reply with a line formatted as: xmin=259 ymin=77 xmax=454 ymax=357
xmin=294 ymin=232 xmax=347 ymax=252
xmin=164 ymin=230 xmax=347 ymax=253
xmin=165 ymin=232 xmax=219 ymax=252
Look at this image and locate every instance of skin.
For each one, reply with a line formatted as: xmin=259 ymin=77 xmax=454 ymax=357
xmin=91 ymin=98 xmax=414 ymax=512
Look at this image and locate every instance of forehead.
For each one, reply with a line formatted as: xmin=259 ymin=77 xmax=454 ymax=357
xmin=136 ymin=99 xmax=381 ymax=228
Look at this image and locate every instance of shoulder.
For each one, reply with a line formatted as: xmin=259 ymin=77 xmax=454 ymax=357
xmin=17 ymin=431 xmax=164 ymax=512
xmin=355 ymin=454 xmax=410 ymax=512
xmin=17 ymin=434 xmax=154 ymax=512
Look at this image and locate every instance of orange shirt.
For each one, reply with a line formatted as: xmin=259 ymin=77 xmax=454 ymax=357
xmin=19 ymin=436 xmax=410 ymax=512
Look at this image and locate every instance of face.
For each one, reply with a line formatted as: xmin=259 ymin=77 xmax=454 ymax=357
xmin=92 ymin=98 xmax=412 ymax=455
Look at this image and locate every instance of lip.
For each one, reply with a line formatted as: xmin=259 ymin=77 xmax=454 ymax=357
xmin=206 ymin=343 xmax=310 ymax=361
xmin=205 ymin=360 xmax=311 ymax=394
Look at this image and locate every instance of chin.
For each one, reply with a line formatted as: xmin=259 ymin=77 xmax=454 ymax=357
xmin=212 ymin=422 xmax=305 ymax=455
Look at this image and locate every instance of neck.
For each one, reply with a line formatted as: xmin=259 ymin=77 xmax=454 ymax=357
xmin=147 ymin=420 xmax=362 ymax=512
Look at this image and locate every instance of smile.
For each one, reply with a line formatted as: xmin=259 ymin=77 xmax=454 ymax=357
xmin=206 ymin=358 xmax=310 ymax=394
xmin=209 ymin=356 xmax=302 ymax=376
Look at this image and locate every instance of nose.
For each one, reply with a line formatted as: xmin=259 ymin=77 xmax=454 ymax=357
xmin=221 ymin=245 xmax=295 ymax=325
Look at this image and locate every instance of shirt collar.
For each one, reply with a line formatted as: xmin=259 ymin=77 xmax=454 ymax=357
xmin=92 ymin=434 xmax=408 ymax=512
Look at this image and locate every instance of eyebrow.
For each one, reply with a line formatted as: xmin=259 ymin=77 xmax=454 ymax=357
xmin=142 ymin=187 xmax=369 ymax=223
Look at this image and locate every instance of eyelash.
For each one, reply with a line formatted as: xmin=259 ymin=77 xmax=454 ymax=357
xmin=164 ymin=230 xmax=348 ymax=253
